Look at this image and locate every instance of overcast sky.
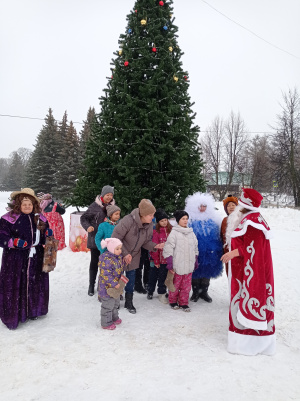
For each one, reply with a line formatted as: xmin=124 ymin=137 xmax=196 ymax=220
xmin=1 ymin=0 xmax=299 ymax=158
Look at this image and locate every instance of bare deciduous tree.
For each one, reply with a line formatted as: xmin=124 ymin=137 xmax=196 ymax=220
xmin=246 ymin=134 xmax=272 ymax=193
xmin=201 ymin=116 xmax=224 ymax=191
xmin=270 ymin=88 xmax=300 ymax=206
xmin=224 ymin=111 xmax=248 ymax=193
xmin=201 ymin=111 xmax=248 ymax=199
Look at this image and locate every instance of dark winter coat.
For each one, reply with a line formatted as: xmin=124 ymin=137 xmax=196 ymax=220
xmin=0 ymin=212 xmax=49 ymax=330
xmin=80 ymin=198 xmax=115 ymax=249
xmin=44 ymin=200 xmax=65 ymax=215
xmin=111 ymin=208 xmax=156 ymax=271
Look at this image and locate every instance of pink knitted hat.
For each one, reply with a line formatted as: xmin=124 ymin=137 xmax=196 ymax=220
xmin=101 ymin=238 xmax=122 ymax=253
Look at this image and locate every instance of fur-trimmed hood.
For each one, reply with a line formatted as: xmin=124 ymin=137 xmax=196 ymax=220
xmin=185 ymin=192 xmax=219 ymax=223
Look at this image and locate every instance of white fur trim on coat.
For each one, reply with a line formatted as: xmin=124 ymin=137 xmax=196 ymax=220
xmin=228 ymin=331 xmax=276 ymax=356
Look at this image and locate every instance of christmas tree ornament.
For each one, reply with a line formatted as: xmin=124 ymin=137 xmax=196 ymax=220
xmin=168 ymin=46 xmax=173 ymax=52
xmin=173 ymin=76 xmax=178 ymax=82
xmin=163 ymin=26 xmax=168 ymax=31
xmin=184 ymin=75 xmax=188 ymax=80
xmin=128 ymin=28 xmax=132 ymax=34
xmin=135 ymin=9 xmax=137 ymax=13
xmin=118 ymin=50 xmax=123 ymax=56
xmin=124 ymin=61 xmax=129 ymax=67
xmin=159 ymin=1 xmax=164 ymax=6
xmin=141 ymin=19 xmax=147 ymax=25
xmin=152 ymin=47 xmax=157 ymax=53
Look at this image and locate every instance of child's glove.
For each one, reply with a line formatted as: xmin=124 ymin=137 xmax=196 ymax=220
xmin=166 ymin=255 xmax=173 ymax=270
xmin=164 ymin=270 xmax=176 ymax=292
xmin=13 ymin=238 xmax=28 ymax=248
xmin=45 ymin=228 xmax=53 ymax=237
xmin=107 ymin=275 xmax=129 ymax=299
xmin=150 ymin=260 xmax=155 ymax=268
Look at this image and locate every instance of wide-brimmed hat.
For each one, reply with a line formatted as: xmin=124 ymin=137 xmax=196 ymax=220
xmin=10 ymin=188 xmax=40 ymax=203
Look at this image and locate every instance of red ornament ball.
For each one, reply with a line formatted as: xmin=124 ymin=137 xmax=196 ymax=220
xmin=184 ymin=75 xmax=188 ymax=80
xmin=159 ymin=1 xmax=164 ymax=6
xmin=135 ymin=9 xmax=137 ymax=13
xmin=152 ymin=47 xmax=157 ymax=53
xmin=124 ymin=61 xmax=129 ymax=67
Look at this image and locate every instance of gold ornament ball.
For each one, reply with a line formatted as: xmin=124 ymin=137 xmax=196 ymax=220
xmin=169 ymin=46 xmax=173 ymax=52
xmin=75 ymin=236 xmax=82 ymax=250
xmin=141 ymin=19 xmax=147 ymax=25
xmin=173 ymin=76 xmax=179 ymax=82
xmin=118 ymin=50 xmax=123 ymax=56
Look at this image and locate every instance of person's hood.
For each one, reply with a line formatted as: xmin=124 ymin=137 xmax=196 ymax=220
xmin=172 ymin=225 xmax=194 ymax=235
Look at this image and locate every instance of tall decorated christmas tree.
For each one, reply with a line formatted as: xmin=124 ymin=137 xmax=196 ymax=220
xmin=72 ymin=0 xmax=205 ymax=213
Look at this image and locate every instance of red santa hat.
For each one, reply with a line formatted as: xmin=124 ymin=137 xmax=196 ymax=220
xmin=238 ymin=188 xmax=263 ymax=211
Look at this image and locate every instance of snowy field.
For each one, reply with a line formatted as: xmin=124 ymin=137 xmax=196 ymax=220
xmin=0 ymin=191 xmax=299 ymax=401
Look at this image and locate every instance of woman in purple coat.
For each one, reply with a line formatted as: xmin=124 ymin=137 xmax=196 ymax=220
xmin=0 ymin=188 xmax=51 ymax=330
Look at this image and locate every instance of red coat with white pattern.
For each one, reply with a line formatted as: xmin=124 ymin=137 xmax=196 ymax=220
xmin=228 ymin=211 xmax=275 ymax=356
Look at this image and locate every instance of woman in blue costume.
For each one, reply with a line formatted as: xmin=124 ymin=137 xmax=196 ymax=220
xmin=185 ymin=192 xmax=223 ymax=303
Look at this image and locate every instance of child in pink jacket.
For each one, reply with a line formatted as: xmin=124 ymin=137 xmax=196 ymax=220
xmin=148 ymin=208 xmax=172 ymax=304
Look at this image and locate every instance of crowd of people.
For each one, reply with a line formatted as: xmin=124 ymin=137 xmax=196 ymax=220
xmin=0 ymin=185 xmax=276 ymax=356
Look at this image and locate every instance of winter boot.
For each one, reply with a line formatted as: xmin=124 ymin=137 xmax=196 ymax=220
xmin=158 ymin=293 xmax=169 ymax=304
xmin=190 ymin=279 xmax=200 ymax=302
xmin=199 ymin=278 xmax=212 ymax=303
xmin=88 ymin=284 xmax=94 ymax=296
xmin=135 ymin=285 xmax=147 ymax=294
xmin=102 ymin=323 xmax=116 ymax=330
xmin=107 ymin=275 xmax=129 ymax=299
xmin=180 ymin=305 xmax=191 ymax=312
xmin=165 ymin=270 xmax=176 ymax=292
xmin=124 ymin=292 xmax=136 ymax=314
xmin=170 ymin=303 xmax=179 ymax=310
xmin=147 ymin=293 xmax=153 ymax=300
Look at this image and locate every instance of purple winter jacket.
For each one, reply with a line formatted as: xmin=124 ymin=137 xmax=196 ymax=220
xmin=97 ymin=250 xmax=125 ymax=299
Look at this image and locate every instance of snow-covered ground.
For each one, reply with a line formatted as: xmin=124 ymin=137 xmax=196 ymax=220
xmin=0 ymin=192 xmax=299 ymax=401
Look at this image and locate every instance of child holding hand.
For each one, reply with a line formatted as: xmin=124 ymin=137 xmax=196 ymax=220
xmin=148 ymin=208 xmax=172 ymax=303
xmin=98 ymin=238 xmax=128 ymax=330
xmin=163 ymin=210 xmax=198 ymax=312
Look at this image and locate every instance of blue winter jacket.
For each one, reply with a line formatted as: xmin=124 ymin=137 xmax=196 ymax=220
xmin=95 ymin=219 xmax=119 ymax=253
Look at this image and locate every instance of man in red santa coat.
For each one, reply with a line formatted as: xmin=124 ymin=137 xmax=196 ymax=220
xmin=221 ymin=188 xmax=275 ymax=356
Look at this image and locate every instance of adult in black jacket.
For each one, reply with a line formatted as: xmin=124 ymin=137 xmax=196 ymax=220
xmin=80 ymin=185 xmax=115 ymax=296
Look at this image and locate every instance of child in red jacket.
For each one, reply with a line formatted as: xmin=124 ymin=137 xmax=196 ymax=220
xmin=148 ymin=208 xmax=172 ymax=304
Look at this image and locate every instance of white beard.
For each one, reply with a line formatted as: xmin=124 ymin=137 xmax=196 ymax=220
xmin=225 ymin=205 xmax=244 ymax=248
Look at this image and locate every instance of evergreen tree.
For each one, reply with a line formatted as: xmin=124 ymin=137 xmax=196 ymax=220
xmin=25 ymin=108 xmax=58 ymax=193
xmin=54 ymin=121 xmax=80 ymax=201
xmin=78 ymin=107 xmax=96 ymax=165
xmin=4 ymin=152 xmax=24 ymax=190
xmin=0 ymin=158 xmax=9 ymax=190
xmin=72 ymin=0 xmax=205 ymax=213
